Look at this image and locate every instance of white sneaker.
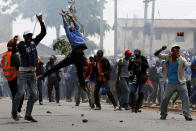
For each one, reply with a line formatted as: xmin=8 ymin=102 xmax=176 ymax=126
xmin=17 ymin=112 xmax=24 ymax=118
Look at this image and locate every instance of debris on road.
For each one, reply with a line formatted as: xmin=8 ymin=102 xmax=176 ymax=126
xmin=46 ymin=111 xmax=52 ymax=114
xmin=82 ymin=119 xmax=88 ymax=123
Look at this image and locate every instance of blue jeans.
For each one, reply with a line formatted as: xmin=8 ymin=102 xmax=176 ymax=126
xmin=129 ymin=83 xmax=145 ymax=108
xmin=120 ymin=77 xmax=130 ymax=107
xmin=12 ymin=72 xmax=38 ymax=116
xmin=190 ymin=78 xmax=196 ymax=104
xmin=161 ymin=83 xmax=190 ymax=116
xmin=158 ymin=79 xmax=167 ymax=103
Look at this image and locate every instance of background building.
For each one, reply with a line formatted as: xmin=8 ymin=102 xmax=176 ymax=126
xmin=117 ymin=18 xmax=196 ymax=55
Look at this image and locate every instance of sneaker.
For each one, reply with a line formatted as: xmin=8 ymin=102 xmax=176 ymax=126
xmin=124 ymin=107 xmax=131 ymax=110
xmin=12 ymin=112 xmax=19 ymax=121
xmin=91 ymin=104 xmax=95 ymax=109
xmin=24 ymin=116 xmax=38 ymax=122
xmin=118 ymin=106 xmax=123 ymax=111
xmin=114 ymin=106 xmax=118 ymax=111
xmin=95 ymin=107 xmax=101 ymax=110
xmin=82 ymin=99 xmax=88 ymax=103
xmin=160 ymin=115 xmax=167 ymax=120
xmin=132 ymin=107 xmax=136 ymax=112
xmin=184 ymin=115 xmax=192 ymax=121
xmin=17 ymin=112 xmax=24 ymax=118
xmin=39 ymin=101 xmax=43 ymax=105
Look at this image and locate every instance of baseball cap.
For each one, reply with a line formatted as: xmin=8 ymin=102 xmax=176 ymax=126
xmin=124 ymin=50 xmax=132 ymax=55
xmin=171 ymin=44 xmax=180 ymax=50
xmin=23 ymin=30 xmax=33 ymax=36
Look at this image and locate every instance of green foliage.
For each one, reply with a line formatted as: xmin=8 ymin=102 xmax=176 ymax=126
xmin=53 ymin=38 xmax=72 ymax=57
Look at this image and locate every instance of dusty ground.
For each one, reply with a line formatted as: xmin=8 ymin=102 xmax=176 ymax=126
xmin=0 ymin=98 xmax=196 ymax=131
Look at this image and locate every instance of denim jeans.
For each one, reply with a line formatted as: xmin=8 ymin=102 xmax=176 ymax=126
xmin=8 ymin=77 xmax=24 ymax=113
xmin=190 ymin=78 xmax=196 ymax=104
xmin=48 ymin=77 xmax=60 ymax=102
xmin=12 ymin=72 xmax=38 ymax=116
xmin=161 ymin=83 xmax=190 ymax=116
xmin=129 ymin=83 xmax=145 ymax=108
xmin=119 ymin=77 xmax=130 ymax=107
xmin=37 ymin=79 xmax=43 ymax=102
xmin=158 ymin=79 xmax=167 ymax=103
xmin=150 ymin=80 xmax=159 ymax=103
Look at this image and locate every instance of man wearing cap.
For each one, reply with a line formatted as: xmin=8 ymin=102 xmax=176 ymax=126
xmin=154 ymin=45 xmax=192 ymax=121
xmin=117 ymin=50 xmax=132 ymax=110
xmin=1 ymin=37 xmax=24 ymax=118
xmin=11 ymin=14 xmax=46 ymax=122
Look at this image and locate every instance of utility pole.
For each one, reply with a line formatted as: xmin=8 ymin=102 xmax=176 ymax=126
xmin=149 ymin=0 xmax=155 ymax=55
xmin=114 ymin=0 xmax=117 ymax=57
xmin=142 ymin=0 xmax=151 ymax=51
xmin=100 ymin=0 xmax=104 ymax=50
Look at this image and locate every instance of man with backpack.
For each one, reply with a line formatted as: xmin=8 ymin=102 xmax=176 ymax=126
xmin=117 ymin=50 xmax=132 ymax=110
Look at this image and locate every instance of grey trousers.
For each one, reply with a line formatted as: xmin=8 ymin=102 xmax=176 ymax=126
xmin=161 ymin=83 xmax=190 ymax=116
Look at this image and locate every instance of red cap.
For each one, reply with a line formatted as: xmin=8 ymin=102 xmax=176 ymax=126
xmin=7 ymin=40 xmax=15 ymax=47
xmin=124 ymin=50 xmax=132 ymax=55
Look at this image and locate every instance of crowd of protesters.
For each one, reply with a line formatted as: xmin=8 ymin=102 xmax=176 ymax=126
xmin=1 ymin=11 xmax=196 ymax=123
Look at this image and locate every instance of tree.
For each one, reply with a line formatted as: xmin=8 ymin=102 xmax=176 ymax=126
xmin=2 ymin=0 xmax=110 ymax=38
xmin=53 ymin=38 xmax=72 ymax=57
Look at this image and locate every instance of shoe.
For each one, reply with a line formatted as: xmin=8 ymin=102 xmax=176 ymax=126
xmin=132 ymin=107 xmax=136 ymax=112
xmin=118 ymin=106 xmax=123 ymax=111
xmin=95 ymin=107 xmax=101 ymax=110
xmin=56 ymin=101 xmax=59 ymax=104
xmin=39 ymin=101 xmax=43 ymax=105
xmin=114 ymin=106 xmax=118 ymax=111
xmin=184 ymin=115 xmax=192 ymax=121
xmin=124 ymin=107 xmax=131 ymax=110
xmin=17 ymin=112 xmax=24 ymax=118
xmin=24 ymin=116 xmax=38 ymax=122
xmin=91 ymin=104 xmax=95 ymax=109
xmin=75 ymin=103 xmax=80 ymax=106
xmin=160 ymin=115 xmax=167 ymax=120
xmin=82 ymin=99 xmax=88 ymax=103
xmin=12 ymin=112 xmax=19 ymax=121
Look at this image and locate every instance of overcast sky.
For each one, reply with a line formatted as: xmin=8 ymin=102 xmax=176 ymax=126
xmin=11 ymin=0 xmax=196 ymax=55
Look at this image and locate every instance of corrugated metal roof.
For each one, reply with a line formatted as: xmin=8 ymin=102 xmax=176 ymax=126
xmin=117 ymin=18 xmax=196 ymax=29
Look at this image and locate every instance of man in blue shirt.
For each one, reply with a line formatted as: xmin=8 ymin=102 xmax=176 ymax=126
xmin=154 ymin=44 xmax=192 ymax=121
xmin=40 ymin=12 xmax=90 ymax=102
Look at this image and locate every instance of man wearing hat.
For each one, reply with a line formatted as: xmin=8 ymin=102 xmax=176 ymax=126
xmin=1 ymin=37 xmax=24 ymax=119
xmin=117 ymin=49 xmax=132 ymax=110
xmin=154 ymin=44 xmax=192 ymax=121
xmin=11 ymin=14 xmax=46 ymax=122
